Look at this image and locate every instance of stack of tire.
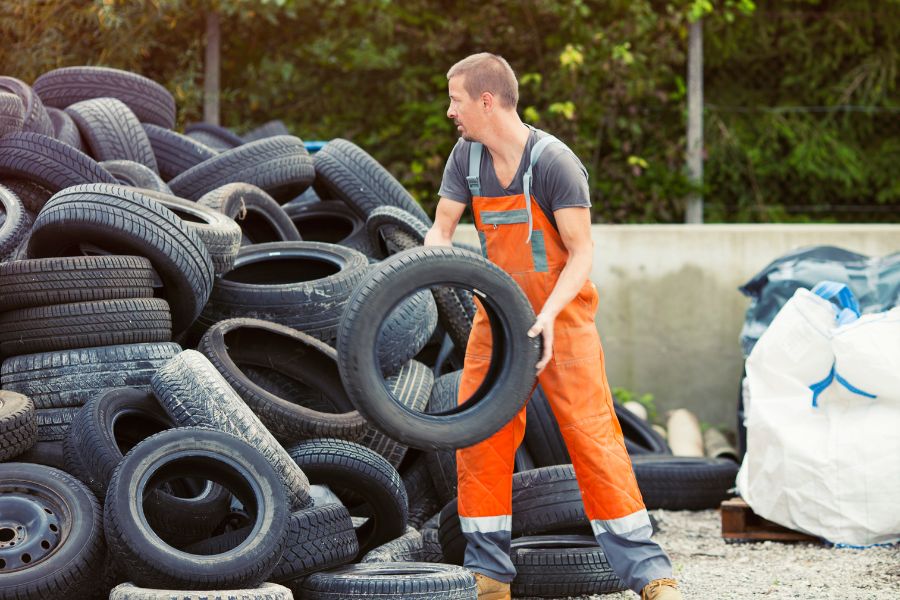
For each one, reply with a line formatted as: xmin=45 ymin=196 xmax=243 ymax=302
xmin=0 ymin=64 xmax=734 ymax=600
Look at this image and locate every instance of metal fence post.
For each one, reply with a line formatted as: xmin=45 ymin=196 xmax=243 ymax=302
xmin=204 ymin=10 xmax=220 ymax=126
xmin=686 ymin=18 xmax=704 ymax=224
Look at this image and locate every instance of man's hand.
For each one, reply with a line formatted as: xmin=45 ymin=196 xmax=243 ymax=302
xmin=527 ymin=312 xmax=555 ymax=374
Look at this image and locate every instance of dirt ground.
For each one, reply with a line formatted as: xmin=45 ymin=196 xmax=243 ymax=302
xmin=574 ymin=509 xmax=900 ymax=600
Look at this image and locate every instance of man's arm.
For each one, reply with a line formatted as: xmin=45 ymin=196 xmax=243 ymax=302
xmin=528 ymin=206 xmax=593 ymax=373
xmin=424 ymin=198 xmax=467 ymax=247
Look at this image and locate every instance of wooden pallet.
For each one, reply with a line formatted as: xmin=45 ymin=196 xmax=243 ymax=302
xmin=720 ymin=497 xmax=821 ymax=543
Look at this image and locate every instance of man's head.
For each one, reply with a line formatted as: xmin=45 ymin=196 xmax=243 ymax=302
xmin=446 ymin=53 xmax=518 ymax=141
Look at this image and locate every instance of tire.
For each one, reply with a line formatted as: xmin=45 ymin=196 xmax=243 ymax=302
xmin=423 ymin=370 xmax=462 ymax=503
xmin=242 ymin=120 xmax=290 ymax=142
xmin=65 ymin=98 xmax=158 ymax=172
xmin=103 ymin=428 xmax=289 ymax=589
xmin=361 ymin=526 xmax=423 ymax=563
xmin=0 ymin=298 xmax=171 ymax=359
xmin=0 ymin=184 xmax=30 ymax=260
xmin=199 ymin=183 xmax=301 ymax=245
xmin=133 ymin=189 xmax=242 ymax=275
xmin=298 ymin=563 xmax=476 ymax=600
xmin=0 ymin=178 xmax=53 ymax=214
xmin=45 ymin=106 xmax=83 ymax=151
xmin=27 ymin=184 xmax=214 ymax=332
xmin=142 ymin=124 xmax=217 ymax=182
xmin=0 ymin=463 xmax=105 ymax=598
xmin=438 ymin=465 xmax=591 ymax=565
xmin=0 ymin=132 xmax=117 ymax=193
xmin=168 ymin=136 xmax=314 ymax=202
xmin=109 ymin=582 xmax=293 ymax=600
xmin=33 ymin=66 xmax=177 ymax=129
xmin=0 ymin=391 xmax=37 ymax=461
xmin=510 ymin=535 xmax=626 ymax=597
xmin=1 ymin=342 xmax=181 ymax=410
xmin=35 ymin=407 xmax=80 ymax=441
xmin=12 ymin=440 xmax=66 ymax=471
xmin=420 ymin=524 xmax=445 ymax=563
xmin=151 ymin=349 xmax=312 ymax=510
xmin=313 ymin=139 xmax=431 ymax=225
xmin=616 ymin=403 xmax=671 ymax=455
xmin=195 ymin=241 xmax=368 ymax=345
xmin=284 ymin=200 xmax=374 ymax=256
xmin=0 ymin=76 xmax=54 ymax=136
xmin=365 ymin=205 xmax=430 ymax=259
xmin=630 ymin=454 xmax=739 ymax=510
xmin=184 ymin=122 xmax=245 ymax=151
xmin=0 ymin=255 xmax=157 ymax=312
xmin=101 ymin=161 xmax=170 ymax=193
xmin=286 ymin=438 xmax=408 ymax=557
xmin=198 ymin=318 xmax=367 ymax=443
xmin=401 ymin=455 xmax=443 ymax=529
xmin=337 ymin=247 xmax=540 ymax=450
xmin=185 ymin=503 xmax=358 ymax=583
xmin=0 ymin=92 xmax=24 ymax=137
xmin=373 ymin=287 xmax=439 ymax=377
xmin=358 ymin=360 xmax=434 ymax=467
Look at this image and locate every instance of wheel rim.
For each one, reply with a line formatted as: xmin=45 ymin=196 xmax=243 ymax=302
xmin=0 ymin=487 xmax=63 ymax=571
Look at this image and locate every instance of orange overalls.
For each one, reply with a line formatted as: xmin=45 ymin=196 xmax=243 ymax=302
xmin=456 ymin=134 xmax=672 ymax=593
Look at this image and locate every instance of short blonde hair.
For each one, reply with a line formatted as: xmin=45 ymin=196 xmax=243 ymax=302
xmin=447 ymin=53 xmax=518 ymax=109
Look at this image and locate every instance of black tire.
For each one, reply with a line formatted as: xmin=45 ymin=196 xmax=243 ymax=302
xmin=168 ymin=136 xmax=314 ymax=202
xmin=423 ymin=370 xmax=462 ymax=503
xmin=0 ymin=464 xmax=106 ymax=597
xmin=65 ymin=98 xmax=158 ymax=172
xmin=358 ymin=360 xmax=434 ymax=467
xmin=0 ymin=132 xmax=117 ymax=193
xmin=198 ymin=318 xmax=367 ymax=443
xmin=0 ymin=391 xmax=37 ymax=461
xmin=337 ymin=247 xmax=540 ymax=450
xmin=0 ymin=178 xmax=53 ymax=214
xmin=0 ymin=255 xmax=157 ymax=311
xmin=298 ymin=563 xmax=476 ymax=600
xmin=11 ymin=440 xmax=66 ymax=471
xmin=365 ymin=205 xmax=430 ymax=259
xmin=0 ymin=184 xmax=30 ymax=260
xmin=27 ymin=184 xmax=214 ymax=332
xmin=0 ymin=76 xmax=54 ymax=136
xmin=34 ymin=407 xmax=80 ymax=441
xmin=401 ymin=455 xmax=443 ymax=529
xmin=151 ymin=349 xmax=312 ymax=510
xmin=109 ymin=582 xmax=293 ymax=600
xmin=286 ymin=438 xmax=408 ymax=557
xmin=101 ymin=161 xmax=170 ymax=193
xmin=45 ymin=106 xmax=84 ymax=151
xmin=142 ymin=124 xmax=217 ymax=182
xmin=184 ymin=122 xmax=245 ymax=151
xmin=133 ymin=188 xmax=242 ymax=275
xmin=0 ymin=92 xmax=24 ymax=136
xmin=438 ymin=465 xmax=591 ymax=565
xmin=103 ymin=428 xmax=289 ymax=589
xmin=313 ymin=139 xmax=431 ymax=225
xmin=185 ymin=503 xmax=358 ymax=583
xmin=1 ymin=342 xmax=180 ymax=410
xmin=630 ymin=454 xmax=739 ymax=510
xmin=616 ymin=403 xmax=671 ymax=455
xmin=284 ymin=200 xmax=374 ymax=255
xmin=242 ymin=120 xmax=290 ymax=142
xmin=510 ymin=535 xmax=626 ymax=597
xmin=195 ymin=241 xmax=368 ymax=344
xmin=199 ymin=183 xmax=301 ymax=245
xmin=420 ymin=524 xmax=444 ymax=563
xmin=361 ymin=526 xmax=423 ymax=563
xmin=33 ymin=66 xmax=177 ymax=129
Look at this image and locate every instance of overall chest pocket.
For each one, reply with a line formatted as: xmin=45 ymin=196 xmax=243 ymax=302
xmin=479 ymin=209 xmax=548 ymax=274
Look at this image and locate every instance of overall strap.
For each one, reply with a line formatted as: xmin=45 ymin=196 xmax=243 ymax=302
xmin=466 ymin=142 xmax=484 ymax=197
xmin=522 ymin=135 xmax=561 ymax=243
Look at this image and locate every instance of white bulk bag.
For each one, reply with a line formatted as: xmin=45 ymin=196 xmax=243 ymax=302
xmin=737 ymin=282 xmax=900 ymax=546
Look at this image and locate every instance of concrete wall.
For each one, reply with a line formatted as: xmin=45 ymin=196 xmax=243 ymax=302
xmin=453 ymin=224 xmax=900 ymax=432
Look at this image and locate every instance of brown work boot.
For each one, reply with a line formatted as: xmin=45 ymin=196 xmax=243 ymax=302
xmin=473 ymin=572 xmax=511 ymax=600
xmin=641 ymin=577 xmax=683 ymax=599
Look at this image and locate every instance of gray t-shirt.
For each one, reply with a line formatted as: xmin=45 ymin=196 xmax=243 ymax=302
xmin=438 ymin=127 xmax=590 ymax=230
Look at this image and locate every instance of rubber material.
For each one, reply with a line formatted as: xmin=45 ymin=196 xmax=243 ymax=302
xmin=198 ymin=183 xmax=301 ymax=245
xmin=0 ymin=132 xmax=117 ymax=192
xmin=142 ymin=124 xmax=217 ymax=182
xmin=109 ymin=582 xmax=293 ymax=600
xmin=510 ymin=535 xmax=626 ymax=597
xmin=65 ymin=98 xmax=158 ymax=172
xmin=284 ymin=200 xmax=373 ymax=256
xmin=0 ymin=76 xmax=54 ymax=136
xmin=0 ymin=391 xmax=37 ymax=461
xmin=298 ymin=563 xmax=476 ymax=599
xmin=101 ymin=161 xmax=170 ymax=193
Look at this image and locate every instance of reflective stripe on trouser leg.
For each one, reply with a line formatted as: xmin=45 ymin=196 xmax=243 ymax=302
xmin=537 ymin=348 xmax=673 ymax=593
xmin=457 ymin=347 xmax=526 ymax=583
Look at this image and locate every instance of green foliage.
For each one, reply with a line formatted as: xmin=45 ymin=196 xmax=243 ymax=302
xmin=612 ymin=386 xmax=658 ymax=424
xmin=0 ymin=0 xmax=895 ymax=222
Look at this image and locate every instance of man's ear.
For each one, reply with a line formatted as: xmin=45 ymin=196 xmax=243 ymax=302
xmin=481 ymin=91 xmax=493 ymax=112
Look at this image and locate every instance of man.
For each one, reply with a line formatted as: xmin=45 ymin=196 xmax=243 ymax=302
xmin=424 ymin=53 xmax=682 ymax=600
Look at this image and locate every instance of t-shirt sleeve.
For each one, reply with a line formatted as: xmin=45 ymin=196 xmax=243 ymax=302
xmin=537 ymin=145 xmax=591 ymax=212
xmin=437 ymin=139 xmax=470 ymax=204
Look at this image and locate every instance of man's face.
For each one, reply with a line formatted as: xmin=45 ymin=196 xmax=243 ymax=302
xmin=447 ymin=75 xmax=481 ymax=142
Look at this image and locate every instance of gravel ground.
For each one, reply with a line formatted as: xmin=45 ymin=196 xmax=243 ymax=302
xmin=571 ymin=509 xmax=900 ymax=600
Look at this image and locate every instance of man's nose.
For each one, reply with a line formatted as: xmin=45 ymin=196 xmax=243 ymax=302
xmin=447 ymin=105 xmax=455 ymax=119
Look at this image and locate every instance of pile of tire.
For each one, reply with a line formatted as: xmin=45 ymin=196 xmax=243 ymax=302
xmin=0 ymin=66 xmax=734 ymax=600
